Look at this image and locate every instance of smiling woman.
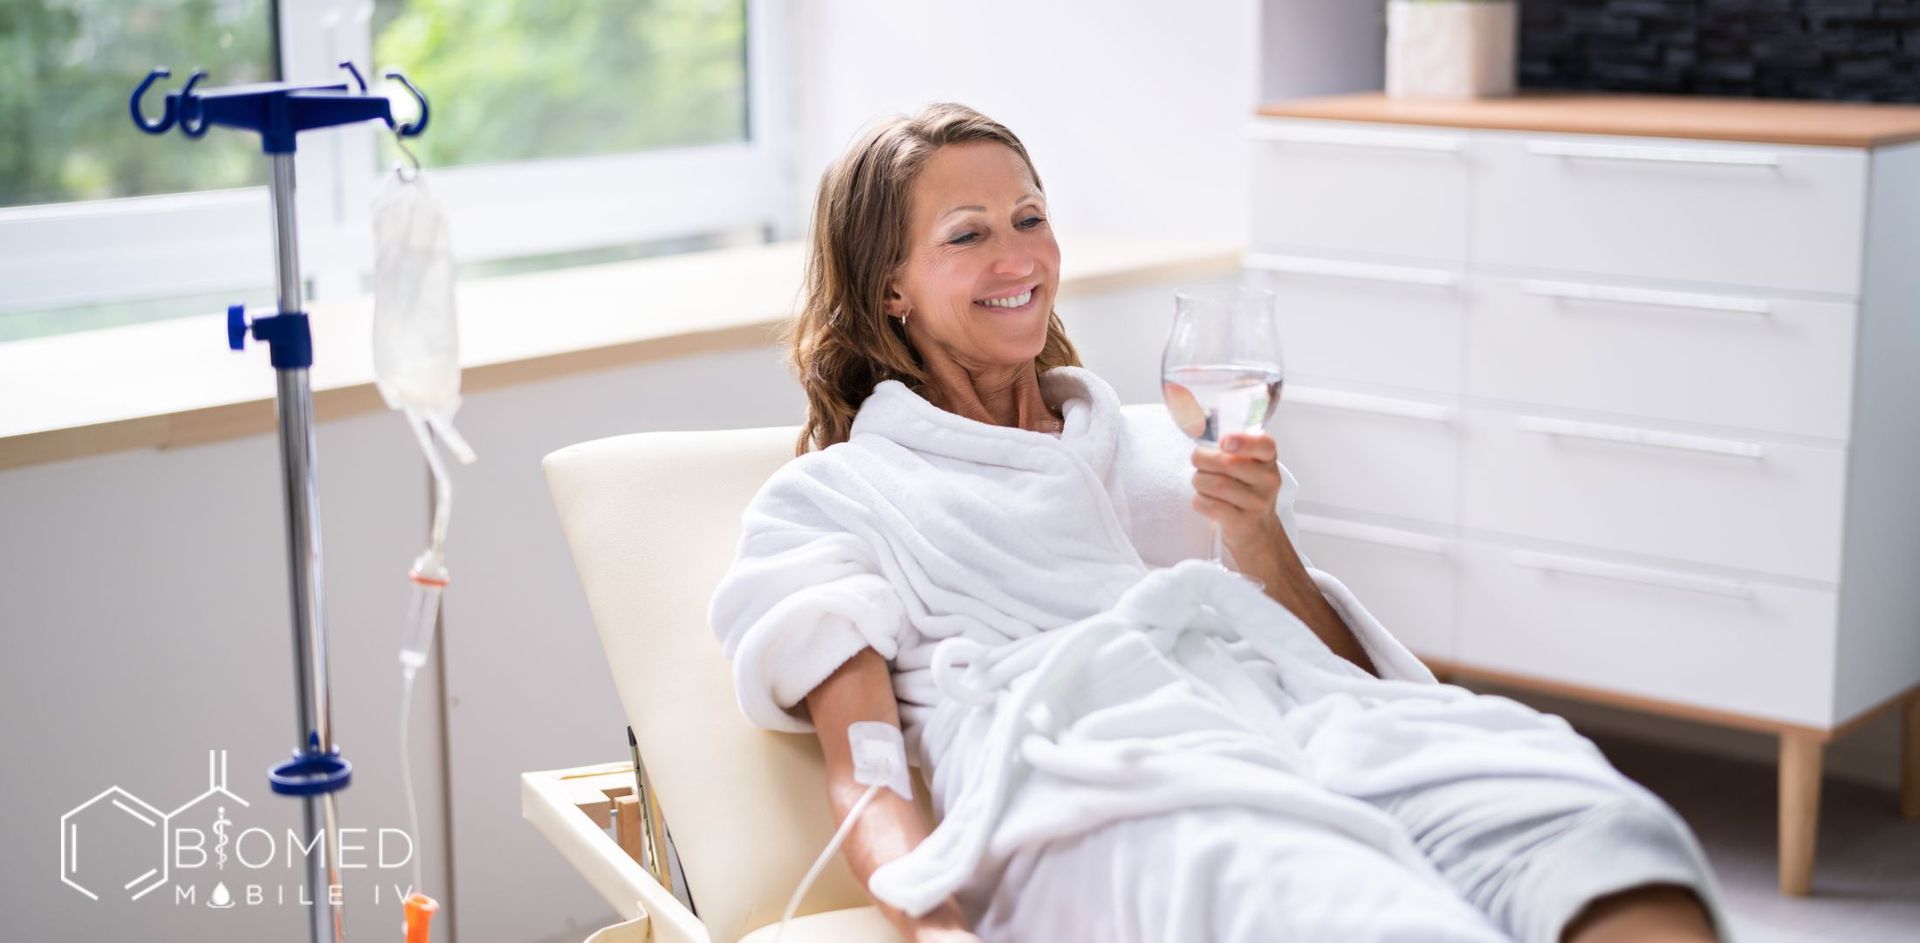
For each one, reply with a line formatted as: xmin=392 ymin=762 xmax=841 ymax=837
xmin=716 ymin=101 xmax=1727 ymax=943
xmin=786 ymin=103 xmax=1082 ymax=456
xmin=887 ymin=141 xmax=1064 ymax=434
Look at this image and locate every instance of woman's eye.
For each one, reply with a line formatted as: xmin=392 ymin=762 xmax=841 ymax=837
xmin=949 ymin=231 xmax=979 ymax=245
xmin=1019 ymin=215 xmax=1046 ymax=229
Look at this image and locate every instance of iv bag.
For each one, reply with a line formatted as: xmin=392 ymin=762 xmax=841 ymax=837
xmin=372 ymin=170 xmax=474 ymax=463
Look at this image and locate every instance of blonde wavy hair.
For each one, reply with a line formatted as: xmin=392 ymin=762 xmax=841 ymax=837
xmin=788 ymin=102 xmax=1081 ymax=455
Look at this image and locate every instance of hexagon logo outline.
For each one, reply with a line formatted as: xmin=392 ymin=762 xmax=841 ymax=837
xmin=60 ymin=785 xmax=168 ymax=901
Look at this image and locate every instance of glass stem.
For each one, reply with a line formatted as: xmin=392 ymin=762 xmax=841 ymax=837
xmin=1210 ymin=521 xmax=1225 ymax=566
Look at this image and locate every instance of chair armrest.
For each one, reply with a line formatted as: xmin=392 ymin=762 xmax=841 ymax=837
xmin=522 ymin=762 xmax=711 ymax=943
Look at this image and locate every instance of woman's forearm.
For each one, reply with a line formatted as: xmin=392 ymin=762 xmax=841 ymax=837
xmin=822 ymin=774 xmax=970 ymax=937
xmin=1233 ymin=524 xmax=1378 ymax=676
xmin=804 ymin=648 xmax=973 ymax=940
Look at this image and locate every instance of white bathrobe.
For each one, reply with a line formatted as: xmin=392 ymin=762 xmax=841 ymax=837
xmin=710 ymin=367 xmax=1722 ymax=943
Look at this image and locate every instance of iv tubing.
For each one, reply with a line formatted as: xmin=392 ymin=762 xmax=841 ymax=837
xmin=773 ymin=781 xmax=887 ymax=943
xmin=406 ymin=411 xmax=455 ymax=553
xmin=398 ymin=664 xmax=428 ymax=897
xmin=399 ymin=409 xmax=458 ymax=900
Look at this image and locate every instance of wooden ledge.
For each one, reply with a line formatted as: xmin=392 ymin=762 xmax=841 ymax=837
xmin=1258 ymin=91 xmax=1920 ymax=149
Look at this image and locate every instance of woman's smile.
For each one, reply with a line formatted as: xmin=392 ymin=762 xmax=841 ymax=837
xmin=974 ymin=283 xmax=1040 ymax=313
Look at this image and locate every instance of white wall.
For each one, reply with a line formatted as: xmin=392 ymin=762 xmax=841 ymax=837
xmin=788 ymin=0 xmax=1261 ymax=246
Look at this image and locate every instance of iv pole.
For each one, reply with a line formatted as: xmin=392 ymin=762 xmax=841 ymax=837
xmin=132 ymin=63 xmax=430 ymax=943
xmin=268 ymin=144 xmax=345 ymax=943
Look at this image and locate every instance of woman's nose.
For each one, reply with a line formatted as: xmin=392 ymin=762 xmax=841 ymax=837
xmin=990 ymin=240 xmax=1037 ymax=279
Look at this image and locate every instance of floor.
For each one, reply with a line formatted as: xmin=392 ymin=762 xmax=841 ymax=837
xmin=1591 ymin=733 xmax=1920 ymax=943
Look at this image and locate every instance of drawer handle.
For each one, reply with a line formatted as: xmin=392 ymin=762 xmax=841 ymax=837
xmin=1247 ymin=121 xmax=1466 ymax=153
xmin=1525 ymin=139 xmax=1782 ymax=168
xmin=1245 ymin=252 xmax=1457 ymax=288
xmin=1509 ymin=549 xmax=1753 ymax=599
xmin=1515 ymin=415 xmax=1765 ymax=459
xmin=1287 ymin=385 xmax=1456 ymax=423
xmin=1522 ymin=279 xmax=1772 ymax=315
xmin=1297 ymin=514 xmax=1451 ymax=555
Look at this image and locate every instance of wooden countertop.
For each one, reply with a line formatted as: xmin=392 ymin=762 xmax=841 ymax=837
xmin=1257 ymin=91 xmax=1920 ymax=149
xmin=0 ymin=234 xmax=1239 ymax=471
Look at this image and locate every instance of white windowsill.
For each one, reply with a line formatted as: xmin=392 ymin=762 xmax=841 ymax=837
xmin=0 ymin=233 xmax=1239 ymax=470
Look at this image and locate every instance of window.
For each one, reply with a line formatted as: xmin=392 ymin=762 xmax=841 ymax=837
xmin=372 ymin=0 xmax=749 ymax=168
xmin=0 ymin=0 xmax=788 ymax=342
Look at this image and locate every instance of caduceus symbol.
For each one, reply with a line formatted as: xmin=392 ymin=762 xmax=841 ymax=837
xmin=213 ymin=806 xmax=232 ymax=870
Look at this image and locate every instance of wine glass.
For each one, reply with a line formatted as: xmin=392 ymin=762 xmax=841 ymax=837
xmin=1161 ymin=285 xmax=1286 ymax=565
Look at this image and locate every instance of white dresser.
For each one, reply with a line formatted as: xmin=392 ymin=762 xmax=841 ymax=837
xmin=1247 ymin=93 xmax=1920 ymax=895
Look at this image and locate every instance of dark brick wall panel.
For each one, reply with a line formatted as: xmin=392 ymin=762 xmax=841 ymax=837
xmin=1520 ymin=0 xmax=1920 ymax=101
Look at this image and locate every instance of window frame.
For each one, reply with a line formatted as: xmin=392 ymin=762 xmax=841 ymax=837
xmin=0 ymin=0 xmax=790 ymax=319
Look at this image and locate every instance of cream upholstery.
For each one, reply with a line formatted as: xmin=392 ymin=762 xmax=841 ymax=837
xmin=544 ymin=426 xmax=925 ymax=943
xmin=735 ymin=905 xmax=904 ymax=942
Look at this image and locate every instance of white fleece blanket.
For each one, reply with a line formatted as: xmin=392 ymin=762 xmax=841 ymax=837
xmin=708 ymin=367 xmax=1625 ymax=922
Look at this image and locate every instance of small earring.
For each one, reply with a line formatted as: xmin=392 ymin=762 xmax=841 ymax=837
xmin=897 ymin=310 xmax=910 ymax=324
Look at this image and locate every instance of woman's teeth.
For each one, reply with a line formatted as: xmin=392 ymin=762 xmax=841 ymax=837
xmin=977 ymin=289 xmax=1033 ymax=309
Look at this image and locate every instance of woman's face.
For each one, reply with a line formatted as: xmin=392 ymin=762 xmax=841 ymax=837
xmin=887 ymin=142 xmax=1060 ymax=370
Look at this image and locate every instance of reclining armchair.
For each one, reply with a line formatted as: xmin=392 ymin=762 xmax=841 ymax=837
xmin=531 ymin=424 xmax=931 ymax=943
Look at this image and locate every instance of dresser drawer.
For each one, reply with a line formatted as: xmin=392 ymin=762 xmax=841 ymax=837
xmin=1458 ymin=407 xmax=1848 ymax=582
xmin=1455 ymin=539 xmax=1837 ymax=727
xmin=1246 ymin=253 xmax=1465 ymax=395
xmin=1249 ymin=119 xmax=1469 ymax=264
xmin=1471 ymin=132 xmax=1867 ymax=295
xmin=1274 ymin=384 xmax=1458 ymax=526
xmin=1466 ymin=275 xmax=1857 ymax=440
xmin=1295 ymin=513 xmax=1457 ymax=661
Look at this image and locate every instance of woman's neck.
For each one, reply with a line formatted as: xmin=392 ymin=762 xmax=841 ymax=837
xmin=921 ymin=355 xmax=1062 ymax=434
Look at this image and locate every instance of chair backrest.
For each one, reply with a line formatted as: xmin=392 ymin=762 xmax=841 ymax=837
xmin=543 ymin=426 xmax=932 ymax=942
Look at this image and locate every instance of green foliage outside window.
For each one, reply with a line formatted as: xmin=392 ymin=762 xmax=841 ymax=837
xmin=0 ymin=0 xmax=748 ymax=207
xmin=373 ymin=0 xmax=747 ymax=169
xmin=0 ymin=0 xmax=274 ymax=208
xmin=0 ymin=0 xmax=750 ymax=341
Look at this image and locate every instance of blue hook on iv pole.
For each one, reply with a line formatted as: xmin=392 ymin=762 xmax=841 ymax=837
xmin=336 ymin=61 xmax=430 ymax=137
xmin=130 ymin=62 xmax=427 ymax=153
xmin=176 ymin=70 xmax=210 ymax=137
xmin=130 ymin=67 xmax=210 ymax=136
xmin=385 ymin=71 xmax=431 ymax=136
xmin=129 ymin=68 xmax=178 ymax=133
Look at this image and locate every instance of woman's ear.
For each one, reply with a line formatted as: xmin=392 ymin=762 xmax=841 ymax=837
xmin=882 ymin=280 xmax=910 ymax=320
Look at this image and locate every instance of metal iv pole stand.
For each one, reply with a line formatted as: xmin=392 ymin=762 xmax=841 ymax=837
xmin=132 ymin=63 xmax=430 ymax=943
xmin=267 ymin=147 xmax=347 ymax=943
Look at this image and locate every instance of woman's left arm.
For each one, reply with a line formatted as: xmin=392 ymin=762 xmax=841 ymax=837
xmin=1190 ymin=432 xmax=1378 ymax=676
